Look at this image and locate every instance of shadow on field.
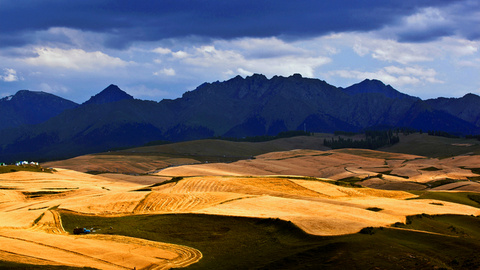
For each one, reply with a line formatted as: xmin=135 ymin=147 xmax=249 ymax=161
xmin=59 ymin=212 xmax=480 ymax=270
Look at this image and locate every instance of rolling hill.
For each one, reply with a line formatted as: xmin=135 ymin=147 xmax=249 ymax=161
xmin=4 ymin=145 xmax=480 ymax=269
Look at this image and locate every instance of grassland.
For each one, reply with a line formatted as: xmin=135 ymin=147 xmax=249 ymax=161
xmin=59 ymin=212 xmax=480 ymax=270
xmin=383 ymin=133 xmax=480 ymax=158
xmin=409 ymin=190 xmax=480 ymax=208
xmin=0 ymin=165 xmax=54 ymax=174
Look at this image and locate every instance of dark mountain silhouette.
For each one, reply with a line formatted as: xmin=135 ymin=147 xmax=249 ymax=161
xmin=425 ymin=93 xmax=480 ymax=127
xmin=1 ymin=74 xmax=480 ymax=162
xmin=0 ymin=90 xmax=78 ymax=131
xmin=397 ymin=100 xmax=478 ymax=134
xmin=343 ymin=79 xmax=419 ymax=101
xmin=83 ymin=84 xmax=133 ymax=105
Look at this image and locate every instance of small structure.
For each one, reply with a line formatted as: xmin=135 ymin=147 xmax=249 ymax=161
xmin=73 ymin=227 xmax=91 ymax=235
xmin=15 ymin=161 xmax=39 ymax=166
xmin=16 ymin=161 xmax=29 ymax=166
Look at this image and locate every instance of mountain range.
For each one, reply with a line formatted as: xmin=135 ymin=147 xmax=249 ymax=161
xmin=1 ymin=74 xmax=480 ymax=163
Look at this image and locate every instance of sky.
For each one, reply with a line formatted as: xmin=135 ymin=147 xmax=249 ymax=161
xmin=0 ymin=0 xmax=479 ymax=103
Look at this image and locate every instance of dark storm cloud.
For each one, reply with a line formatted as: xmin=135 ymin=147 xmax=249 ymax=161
xmin=397 ymin=27 xmax=456 ymax=43
xmin=0 ymin=0 xmax=473 ymax=49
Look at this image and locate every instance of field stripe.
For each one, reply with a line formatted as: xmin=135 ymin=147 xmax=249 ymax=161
xmin=0 ymin=232 xmax=130 ymax=269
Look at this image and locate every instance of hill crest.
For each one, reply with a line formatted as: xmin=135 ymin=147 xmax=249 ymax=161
xmin=83 ymin=84 xmax=134 ymax=105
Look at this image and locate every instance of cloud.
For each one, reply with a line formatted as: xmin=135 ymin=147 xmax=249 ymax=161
xmin=153 ymin=68 xmax=176 ymax=76
xmin=1 ymin=2 xmax=478 ymax=103
xmin=34 ymin=27 xmax=108 ymax=50
xmin=378 ymin=1 xmax=480 ymax=43
xmin=124 ymin=85 xmax=169 ymax=98
xmin=456 ymin=58 xmax=480 ymax=68
xmin=1 ymin=68 xmax=19 ymax=82
xmin=349 ymin=34 xmax=479 ymax=65
xmin=153 ymin=47 xmax=172 ymax=54
xmin=172 ymin=51 xmax=189 ymax=59
xmin=176 ymin=44 xmax=330 ymax=78
xmin=328 ymin=65 xmax=443 ymax=87
xmin=38 ymin=82 xmax=69 ymax=94
xmin=226 ymin=37 xmax=309 ymax=59
xmin=237 ymin=68 xmax=253 ymax=77
xmin=395 ymin=7 xmax=454 ymax=42
xmin=1 ymin=0 xmax=474 ymax=50
xmin=356 ymin=39 xmax=434 ymax=64
xmin=24 ymin=47 xmax=128 ymax=70
xmin=150 ymin=38 xmax=332 ymax=80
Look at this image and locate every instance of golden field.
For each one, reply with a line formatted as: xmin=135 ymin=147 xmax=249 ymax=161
xmin=2 ymin=136 xmax=480 ymax=269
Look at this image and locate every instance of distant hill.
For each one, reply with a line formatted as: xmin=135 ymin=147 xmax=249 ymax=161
xmin=83 ymin=84 xmax=134 ymax=105
xmin=425 ymin=93 xmax=480 ymax=127
xmin=1 ymin=74 xmax=480 ymax=162
xmin=0 ymin=90 xmax=78 ymax=131
xmin=42 ymin=135 xmax=330 ymax=174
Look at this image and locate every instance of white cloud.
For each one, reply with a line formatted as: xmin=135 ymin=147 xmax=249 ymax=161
xmin=456 ymin=58 xmax=480 ymax=68
xmin=172 ymin=50 xmax=189 ymax=58
xmin=438 ymin=37 xmax=478 ymax=57
xmin=153 ymin=68 xmax=176 ymax=76
xmin=237 ymin=68 xmax=253 ymax=77
xmin=124 ymin=85 xmax=169 ymax=98
xmin=24 ymin=47 xmax=128 ymax=70
xmin=346 ymin=33 xmax=480 ymax=65
xmin=1 ymin=68 xmax=19 ymax=82
xmin=368 ymin=40 xmax=434 ymax=64
xmin=152 ymin=47 xmax=172 ymax=54
xmin=175 ymin=44 xmax=330 ymax=78
xmin=353 ymin=42 xmax=369 ymax=56
xmin=328 ymin=65 xmax=443 ymax=87
xmin=38 ymin=82 xmax=69 ymax=94
xmin=226 ymin=37 xmax=310 ymax=58
xmin=403 ymin=7 xmax=448 ymax=29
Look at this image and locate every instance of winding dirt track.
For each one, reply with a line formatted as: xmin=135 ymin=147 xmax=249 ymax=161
xmin=29 ymin=209 xmax=66 ymax=234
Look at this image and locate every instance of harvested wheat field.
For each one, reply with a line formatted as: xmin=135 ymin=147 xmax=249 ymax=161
xmin=0 ymin=169 xmax=202 ymax=269
xmin=3 ymin=147 xmax=480 ymax=269
xmin=157 ymin=148 xmax=480 ymax=191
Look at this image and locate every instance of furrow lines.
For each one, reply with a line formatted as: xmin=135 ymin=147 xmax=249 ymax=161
xmin=0 ymin=233 xmax=130 ymax=269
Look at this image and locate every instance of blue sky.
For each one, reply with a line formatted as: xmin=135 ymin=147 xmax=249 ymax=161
xmin=0 ymin=0 xmax=479 ymax=103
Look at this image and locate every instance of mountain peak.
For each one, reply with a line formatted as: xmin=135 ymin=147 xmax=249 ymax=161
xmin=462 ymin=93 xmax=480 ymax=99
xmin=0 ymin=89 xmax=78 ymax=131
xmin=1 ymin=90 xmax=75 ymax=104
xmin=9 ymin=90 xmax=49 ymax=100
xmin=344 ymin=79 xmax=419 ymax=100
xmin=83 ymin=84 xmax=134 ymax=105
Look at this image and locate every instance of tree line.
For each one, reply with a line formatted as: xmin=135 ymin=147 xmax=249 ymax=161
xmin=215 ymin=130 xmax=312 ymax=142
xmin=324 ymin=130 xmax=400 ymax=150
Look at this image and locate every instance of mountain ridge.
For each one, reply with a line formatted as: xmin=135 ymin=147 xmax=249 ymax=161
xmin=0 ymin=90 xmax=78 ymax=131
xmin=1 ymin=74 xmax=480 ymax=162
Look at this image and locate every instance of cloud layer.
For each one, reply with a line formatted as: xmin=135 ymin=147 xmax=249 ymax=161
xmin=0 ymin=1 xmax=479 ymax=102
